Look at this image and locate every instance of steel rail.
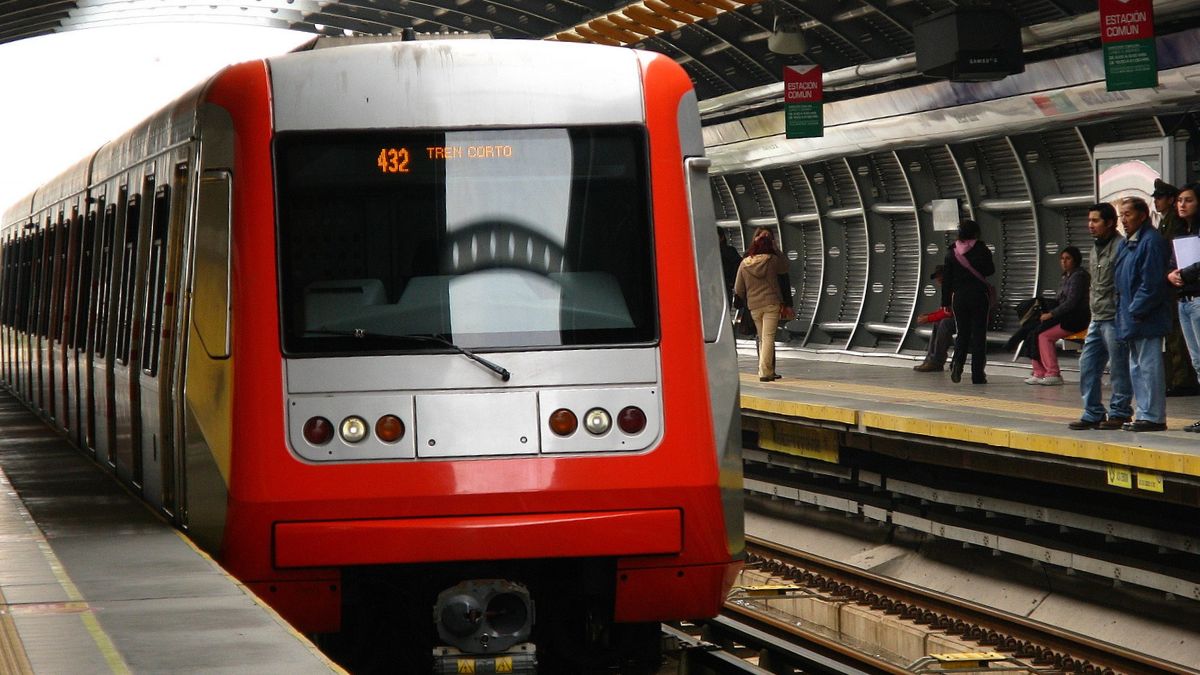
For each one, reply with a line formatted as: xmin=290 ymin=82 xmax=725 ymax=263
xmin=745 ymin=536 xmax=1195 ymax=675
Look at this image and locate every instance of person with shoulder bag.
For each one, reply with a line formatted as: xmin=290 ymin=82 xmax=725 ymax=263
xmin=943 ymin=219 xmax=996 ymax=384
xmin=734 ymin=229 xmax=790 ymax=381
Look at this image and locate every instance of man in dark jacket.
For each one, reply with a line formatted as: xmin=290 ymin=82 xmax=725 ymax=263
xmin=914 ymin=265 xmax=955 ymax=372
xmin=717 ymin=228 xmax=741 ymax=303
xmin=1114 ymin=197 xmax=1171 ymax=431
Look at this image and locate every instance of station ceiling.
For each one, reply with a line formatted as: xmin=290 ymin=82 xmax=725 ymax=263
xmin=2 ymin=2 xmax=1159 ymax=95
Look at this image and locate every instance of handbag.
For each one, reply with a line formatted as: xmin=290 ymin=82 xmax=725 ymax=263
xmin=733 ymin=308 xmax=756 ymax=337
xmin=779 ymin=305 xmax=796 ymax=321
xmin=953 ymin=245 xmax=998 ymax=310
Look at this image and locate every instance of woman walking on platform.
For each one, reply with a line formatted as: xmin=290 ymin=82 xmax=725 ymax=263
xmin=734 ymin=230 xmax=790 ymax=381
xmin=943 ymin=219 xmax=996 ymax=384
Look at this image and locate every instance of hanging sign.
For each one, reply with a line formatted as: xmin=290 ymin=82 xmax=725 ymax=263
xmin=1099 ymin=0 xmax=1157 ymax=92
xmin=784 ymin=65 xmax=823 ymax=139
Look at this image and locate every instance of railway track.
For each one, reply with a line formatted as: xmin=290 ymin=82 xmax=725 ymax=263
xmin=710 ymin=536 xmax=1194 ymax=674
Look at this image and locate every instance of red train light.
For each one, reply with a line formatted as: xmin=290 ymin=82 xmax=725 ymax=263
xmin=617 ymin=406 xmax=646 ymax=435
xmin=303 ymin=417 xmax=334 ymax=445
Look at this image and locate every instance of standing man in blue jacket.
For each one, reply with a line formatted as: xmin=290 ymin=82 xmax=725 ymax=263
xmin=1113 ymin=196 xmax=1172 ymax=431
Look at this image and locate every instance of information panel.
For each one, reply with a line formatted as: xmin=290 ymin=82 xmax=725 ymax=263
xmin=1099 ymin=0 xmax=1157 ymax=92
xmin=784 ymin=65 xmax=823 ymax=139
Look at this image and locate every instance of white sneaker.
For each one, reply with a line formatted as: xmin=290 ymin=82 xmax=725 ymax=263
xmin=1024 ymin=376 xmax=1044 ymax=384
xmin=1039 ymin=375 xmax=1064 ymax=385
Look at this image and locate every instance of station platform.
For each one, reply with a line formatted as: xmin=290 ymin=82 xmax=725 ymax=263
xmin=738 ymin=345 xmax=1200 ymax=488
xmin=0 ymin=394 xmax=342 ymax=673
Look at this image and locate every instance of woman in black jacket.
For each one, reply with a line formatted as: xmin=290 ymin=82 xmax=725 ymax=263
xmin=1025 ymin=246 xmax=1090 ymax=385
xmin=1168 ymin=183 xmax=1200 ymax=429
xmin=943 ymin=219 xmax=996 ymax=384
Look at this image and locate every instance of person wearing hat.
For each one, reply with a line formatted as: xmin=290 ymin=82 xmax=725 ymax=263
xmin=913 ymin=265 xmax=955 ymax=372
xmin=1155 ymin=178 xmax=1200 ymax=396
xmin=1153 ymin=178 xmax=1184 ymax=236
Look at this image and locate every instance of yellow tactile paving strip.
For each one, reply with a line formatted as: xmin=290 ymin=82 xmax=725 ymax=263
xmin=0 ymin=469 xmax=130 ymax=674
xmin=739 ymin=373 xmax=1200 ymax=478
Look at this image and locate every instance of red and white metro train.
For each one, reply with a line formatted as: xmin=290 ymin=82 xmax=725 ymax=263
xmin=0 ymin=37 xmax=742 ymax=670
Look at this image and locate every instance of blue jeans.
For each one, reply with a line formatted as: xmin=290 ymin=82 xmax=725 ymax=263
xmin=1078 ymin=320 xmax=1132 ymax=422
xmin=1127 ymin=336 xmax=1166 ymax=423
xmin=1178 ymin=298 xmax=1200 ymax=375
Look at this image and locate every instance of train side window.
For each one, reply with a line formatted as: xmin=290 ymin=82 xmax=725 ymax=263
xmin=20 ymin=234 xmax=34 ymax=332
xmin=1 ymin=241 xmax=10 ymax=329
xmin=51 ymin=212 xmax=70 ymax=342
xmin=95 ymin=202 xmax=118 ymax=358
xmin=69 ymin=210 xmax=95 ymax=351
xmin=29 ymin=228 xmax=44 ymax=337
xmin=14 ymin=237 xmax=25 ymax=331
xmin=194 ymin=171 xmax=231 ymax=359
xmin=0 ymin=241 xmax=9 ymax=328
xmin=141 ymin=185 xmax=171 ymax=375
xmin=39 ymin=220 xmax=56 ymax=339
xmin=115 ymin=193 xmax=142 ymax=364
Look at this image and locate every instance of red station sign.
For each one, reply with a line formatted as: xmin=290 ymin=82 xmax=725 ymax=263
xmin=783 ymin=65 xmax=822 ymax=139
xmin=1098 ymin=0 xmax=1157 ymax=91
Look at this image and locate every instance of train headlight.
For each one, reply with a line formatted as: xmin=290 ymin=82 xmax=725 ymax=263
xmin=375 ymin=415 xmax=405 ymax=443
xmin=303 ymin=417 xmax=334 ymax=446
xmin=339 ymin=416 xmax=368 ymax=443
xmin=549 ymin=408 xmax=578 ymax=436
xmin=584 ymin=408 xmax=611 ymax=435
xmin=617 ymin=406 xmax=647 ymax=435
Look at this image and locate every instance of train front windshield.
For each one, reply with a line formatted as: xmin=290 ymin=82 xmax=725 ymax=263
xmin=275 ymin=127 xmax=656 ymax=355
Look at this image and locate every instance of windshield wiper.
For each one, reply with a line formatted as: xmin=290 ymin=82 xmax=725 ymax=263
xmin=307 ymin=329 xmax=511 ymax=382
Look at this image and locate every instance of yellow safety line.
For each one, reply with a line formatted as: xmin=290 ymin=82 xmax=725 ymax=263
xmin=740 ymin=374 xmax=1200 ymax=478
xmin=0 ymin=470 xmax=131 ymax=674
xmin=170 ymin=530 xmax=349 ymax=673
xmin=0 ymin=587 xmax=35 ymax=675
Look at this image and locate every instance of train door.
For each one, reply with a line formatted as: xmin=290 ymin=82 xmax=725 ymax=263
xmin=176 ymin=109 xmax=233 ymax=548
xmin=59 ymin=206 xmax=80 ymax=436
xmin=72 ymin=207 xmax=97 ymax=449
xmin=48 ymin=211 xmax=69 ymax=426
xmin=1 ymin=235 xmax=11 ymax=387
xmin=14 ymin=233 xmax=30 ymax=401
xmin=138 ymin=171 xmax=182 ymax=509
xmin=36 ymin=216 xmax=57 ymax=415
xmin=92 ymin=193 xmax=120 ymax=466
xmin=29 ymin=224 xmax=47 ymax=408
xmin=112 ymin=183 xmax=147 ymax=485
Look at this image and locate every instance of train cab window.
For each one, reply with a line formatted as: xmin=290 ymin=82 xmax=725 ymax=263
xmin=141 ymin=185 xmax=170 ymax=375
xmin=276 ymin=127 xmax=656 ymax=355
xmin=95 ymin=202 xmax=117 ymax=358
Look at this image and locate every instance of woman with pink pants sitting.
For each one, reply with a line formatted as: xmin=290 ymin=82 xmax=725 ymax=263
xmin=1028 ymin=246 xmax=1091 ymax=385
